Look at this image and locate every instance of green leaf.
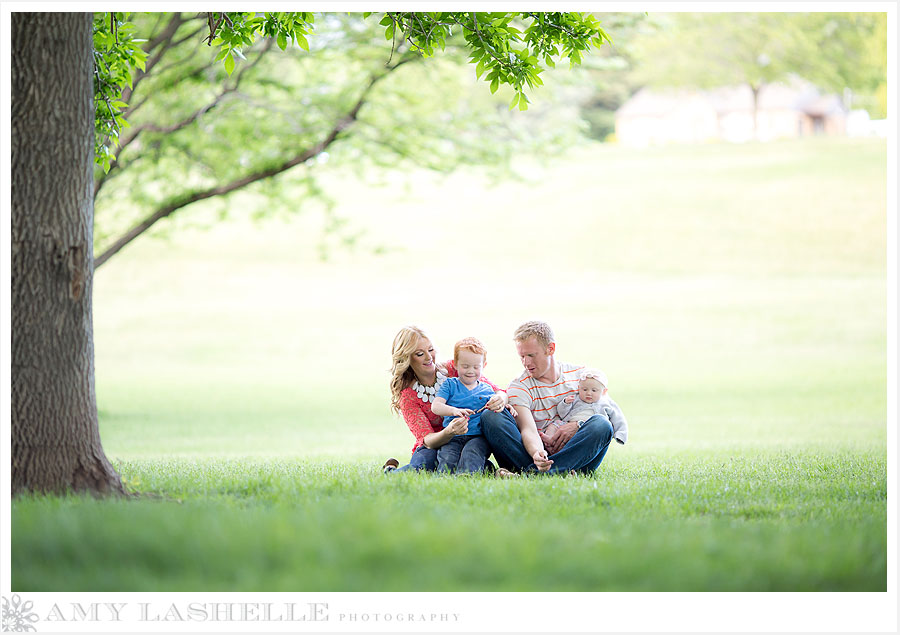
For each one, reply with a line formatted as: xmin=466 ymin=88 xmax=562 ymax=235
xmin=224 ymin=52 xmax=235 ymax=75
xmin=509 ymin=92 xmax=520 ymax=110
xmin=277 ymin=32 xmax=287 ymax=50
xmin=490 ymin=77 xmax=499 ymax=94
xmin=296 ymin=33 xmax=309 ymax=51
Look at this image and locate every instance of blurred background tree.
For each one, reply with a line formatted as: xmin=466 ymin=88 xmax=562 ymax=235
xmin=577 ymin=12 xmax=887 ymax=141
xmin=574 ymin=12 xmax=649 ymax=142
xmin=799 ymin=12 xmax=887 ymax=118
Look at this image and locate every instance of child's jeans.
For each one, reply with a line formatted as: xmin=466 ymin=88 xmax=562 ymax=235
xmin=394 ymin=444 xmax=438 ymax=472
xmin=437 ymin=435 xmax=491 ymax=474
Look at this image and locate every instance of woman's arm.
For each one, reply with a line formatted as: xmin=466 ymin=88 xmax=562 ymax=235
xmin=423 ymin=417 xmax=468 ymax=449
xmin=399 ymin=390 xmax=439 ymax=449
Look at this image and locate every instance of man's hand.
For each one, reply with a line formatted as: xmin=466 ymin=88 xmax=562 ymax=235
xmin=538 ymin=428 xmax=555 ymax=449
xmin=544 ymin=421 xmax=579 ymax=454
xmin=446 ymin=417 xmax=469 ymax=435
xmin=484 ymin=392 xmax=508 ymax=412
xmin=533 ymin=449 xmax=553 ymax=472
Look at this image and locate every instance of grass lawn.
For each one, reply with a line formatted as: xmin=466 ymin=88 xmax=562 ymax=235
xmin=10 ymin=136 xmax=889 ymax=592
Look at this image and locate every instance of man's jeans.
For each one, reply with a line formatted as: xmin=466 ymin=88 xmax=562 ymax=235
xmin=394 ymin=444 xmax=437 ymax=472
xmin=437 ymin=435 xmax=491 ymax=474
xmin=481 ymin=409 xmax=613 ymax=474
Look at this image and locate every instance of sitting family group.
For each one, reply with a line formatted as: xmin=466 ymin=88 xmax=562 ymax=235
xmin=383 ymin=320 xmax=628 ymax=477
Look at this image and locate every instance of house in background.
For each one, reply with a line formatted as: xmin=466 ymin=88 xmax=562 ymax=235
xmin=614 ymin=78 xmax=848 ymax=148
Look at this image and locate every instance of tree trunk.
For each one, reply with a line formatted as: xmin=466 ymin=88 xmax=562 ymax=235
xmin=750 ymin=83 xmax=761 ymax=141
xmin=11 ymin=13 xmax=124 ymax=495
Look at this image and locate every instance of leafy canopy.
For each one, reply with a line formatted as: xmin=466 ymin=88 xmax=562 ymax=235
xmin=92 ymin=11 xmax=610 ymax=171
xmin=89 ymin=12 xmax=610 ymax=266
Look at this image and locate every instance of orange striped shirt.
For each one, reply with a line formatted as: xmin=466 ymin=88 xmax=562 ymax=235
xmin=507 ymin=362 xmax=585 ymax=432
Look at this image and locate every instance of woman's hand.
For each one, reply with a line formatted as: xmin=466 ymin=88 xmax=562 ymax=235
xmin=484 ymin=391 xmax=508 ymax=412
xmin=446 ymin=417 xmax=469 ymax=436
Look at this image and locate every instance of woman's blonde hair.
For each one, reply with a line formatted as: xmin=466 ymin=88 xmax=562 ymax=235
xmin=389 ymin=325 xmax=431 ymax=414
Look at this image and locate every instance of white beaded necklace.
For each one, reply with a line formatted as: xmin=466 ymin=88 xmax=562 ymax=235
xmin=412 ymin=371 xmax=446 ymax=404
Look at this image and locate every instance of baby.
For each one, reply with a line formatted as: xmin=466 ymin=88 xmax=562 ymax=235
xmin=555 ymin=368 xmax=628 ymax=445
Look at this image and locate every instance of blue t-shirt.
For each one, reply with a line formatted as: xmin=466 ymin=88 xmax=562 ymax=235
xmin=435 ymin=377 xmax=495 ymax=436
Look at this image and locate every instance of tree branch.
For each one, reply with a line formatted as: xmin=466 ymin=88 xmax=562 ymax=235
xmin=123 ymin=42 xmax=212 ymax=121
xmin=94 ymin=59 xmax=413 ymax=269
xmin=95 ymin=39 xmax=274 ymax=199
xmin=120 ymin=13 xmax=187 ymax=110
xmin=143 ymin=12 xmax=184 ymax=54
xmin=206 ymin=12 xmax=226 ymax=45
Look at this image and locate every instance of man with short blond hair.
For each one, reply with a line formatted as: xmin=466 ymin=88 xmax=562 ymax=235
xmin=512 ymin=320 xmax=555 ymax=349
xmin=481 ymin=320 xmax=615 ymax=473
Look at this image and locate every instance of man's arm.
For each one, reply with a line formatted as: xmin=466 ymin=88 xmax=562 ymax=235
xmin=482 ymin=389 xmax=509 ymax=412
xmin=513 ymin=404 xmax=553 ymax=471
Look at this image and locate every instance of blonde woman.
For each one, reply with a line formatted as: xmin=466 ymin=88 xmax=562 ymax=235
xmin=383 ymin=326 xmax=509 ymax=473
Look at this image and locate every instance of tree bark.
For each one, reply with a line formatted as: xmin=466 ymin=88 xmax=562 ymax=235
xmin=750 ymin=83 xmax=761 ymax=141
xmin=11 ymin=13 xmax=125 ymax=495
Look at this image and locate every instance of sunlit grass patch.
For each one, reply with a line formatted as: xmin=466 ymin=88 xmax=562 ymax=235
xmin=12 ymin=450 xmax=886 ymax=591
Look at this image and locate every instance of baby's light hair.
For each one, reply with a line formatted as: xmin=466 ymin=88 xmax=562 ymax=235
xmin=580 ymin=368 xmax=608 ymax=388
xmin=454 ymin=336 xmax=487 ymax=363
xmin=513 ymin=320 xmax=555 ymax=349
